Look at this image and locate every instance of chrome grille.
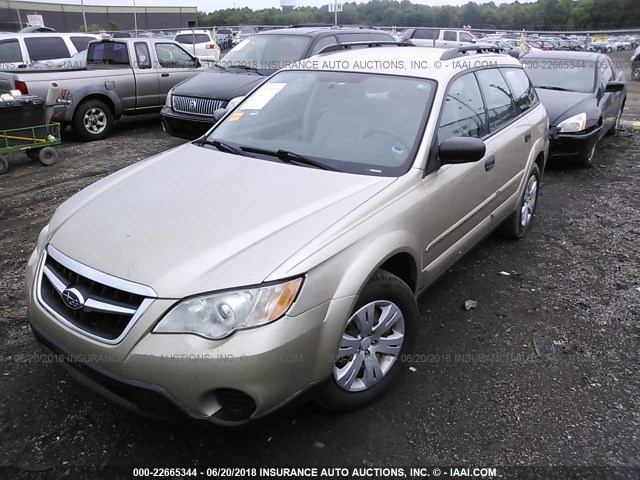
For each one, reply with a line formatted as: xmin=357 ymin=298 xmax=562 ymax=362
xmin=172 ymin=95 xmax=228 ymax=116
xmin=37 ymin=246 xmax=156 ymax=343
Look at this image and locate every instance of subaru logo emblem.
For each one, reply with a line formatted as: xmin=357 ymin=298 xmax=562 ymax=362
xmin=189 ymin=99 xmax=197 ymax=110
xmin=61 ymin=287 xmax=85 ymax=310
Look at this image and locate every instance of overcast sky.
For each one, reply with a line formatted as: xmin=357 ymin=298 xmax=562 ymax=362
xmin=25 ymin=0 xmax=533 ymax=14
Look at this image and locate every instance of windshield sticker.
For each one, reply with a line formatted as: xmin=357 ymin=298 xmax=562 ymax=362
xmin=392 ymin=146 xmax=404 ymax=154
xmin=240 ymin=83 xmax=287 ymax=110
xmin=228 ymin=112 xmax=244 ymax=122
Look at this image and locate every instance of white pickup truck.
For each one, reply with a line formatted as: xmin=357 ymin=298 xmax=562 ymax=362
xmin=0 ymin=37 xmax=205 ymax=141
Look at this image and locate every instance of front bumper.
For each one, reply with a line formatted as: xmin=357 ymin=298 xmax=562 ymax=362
xmin=25 ymin=247 xmax=354 ymax=425
xmin=548 ymin=126 xmax=602 ymax=160
xmin=160 ymin=107 xmax=215 ymax=140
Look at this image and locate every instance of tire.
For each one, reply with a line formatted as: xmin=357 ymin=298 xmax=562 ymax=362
xmin=632 ymin=61 xmax=640 ymax=81
xmin=499 ymin=164 xmax=540 ymax=239
xmin=607 ymin=99 xmax=625 ymax=136
xmin=72 ymin=99 xmax=113 ymax=141
xmin=26 ymin=149 xmax=40 ymax=161
xmin=38 ymin=147 xmax=58 ymax=166
xmin=315 ymin=270 xmax=418 ymax=411
xmin=0 ymin=155 xmax=8 ymax=175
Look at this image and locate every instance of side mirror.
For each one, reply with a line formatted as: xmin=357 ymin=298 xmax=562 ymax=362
xmin=212 ymin=108 xmax=225 ymax=121
xmin=605 ymin=80 xmax=625 ymax=92
xmin=438 ymin=137 xmax=486 ymax=165
xmin=470 ymin=38 xmax=477 ymax=44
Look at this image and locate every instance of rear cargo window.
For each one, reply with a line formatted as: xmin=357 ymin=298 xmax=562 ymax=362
xmin=70 ymin=36 xmax=94 ymax=52
xmin=24 ymin=37 xmax=70 ymax=61
xmin=413 ymin=29 xmax=439 ymax=40
xmin=174 ymin=34 xmax=211 ymax=44
xmin=0 ymin=39 xmax=22 ymax=63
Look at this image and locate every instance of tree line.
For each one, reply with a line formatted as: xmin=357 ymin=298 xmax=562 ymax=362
xmin=198 ymin=0 xmax=640 ymax=31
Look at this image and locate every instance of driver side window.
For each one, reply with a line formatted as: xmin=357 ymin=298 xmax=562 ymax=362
xmin=438 ymin=73 xmax=487 ymax=143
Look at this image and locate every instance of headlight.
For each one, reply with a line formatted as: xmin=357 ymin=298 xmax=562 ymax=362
xmin=557 ymin=112 xmax=587 ymax=133
xmin=225 ymin=95 xmax=245 ymax=112
xmin=154 ymin=277 xmax=303 ymax=340
xmin=36 ymin=224 xmax=50 ymax=254
xmin=165 ymin=87 xmax=174 ymax=108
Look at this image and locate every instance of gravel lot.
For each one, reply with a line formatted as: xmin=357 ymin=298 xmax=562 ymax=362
xmin=0 ymin=52 xmax=639 ymax=479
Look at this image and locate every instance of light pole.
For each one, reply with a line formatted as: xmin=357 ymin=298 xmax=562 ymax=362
xmin=334 ymin=0 xmax=337 ymax=26
xmin=133 ymin=0 xmax=138 ymax=35
xmin=80 ymin=0 xmax=88 ymax=33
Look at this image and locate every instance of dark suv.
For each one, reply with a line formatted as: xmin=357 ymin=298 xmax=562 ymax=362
xmin=160 ymin=26 xmax=393 ymax=139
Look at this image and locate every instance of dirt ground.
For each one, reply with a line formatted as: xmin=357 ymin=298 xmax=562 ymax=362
xmin=1 ymin=70 xmax=639 ymax=478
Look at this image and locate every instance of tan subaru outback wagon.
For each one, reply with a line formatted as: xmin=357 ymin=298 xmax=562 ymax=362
xmin=25 ymin=44 xmax=549 ymax=425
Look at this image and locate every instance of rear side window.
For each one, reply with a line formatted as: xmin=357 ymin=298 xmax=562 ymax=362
xmin=70 ymin=36 xmax=94 ymax=52
xmin=310 ymin=35 xmax=337 ymax=55
xmin=413 ymin=29 xmax=439 ymax=40
xmin=438 ymin=72 xmax=488 ymax=142
xmin=0 ymin=39 xmax=22 ymax=63
xmin=24 ymin=37 xmax=70 ymax=61
xmin=88 ymin=42 xmax=130 ymax=65
xmin=135 ymin=42 xmax=151 ymax=69
xmin=501 ymin=68 xmax=537 ymax=113
xmin=443 ymin=31 xmax=457 ymax=41
xmin=476 ymin=69 xmax=518 ymax=131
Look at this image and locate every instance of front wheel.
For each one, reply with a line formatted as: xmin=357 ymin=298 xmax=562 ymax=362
xmin=72 ymin=99 xmax=113 ymax=141
xmin=315 ymin=270 xmax=417 ymax=411
xmin=0 ymin=155 xmax=8 ymax=175
xmin=632 ymin=61 xmax=640 ymax=81
xmin=499 ymin=164 xmax=541 ymax=239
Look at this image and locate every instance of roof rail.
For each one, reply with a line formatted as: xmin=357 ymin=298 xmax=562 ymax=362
xmin=317 ymin=41 xmax=415 ymax=55
xmin=440 ymin=45 xmax=508 ymax=60
xmin=288 ymin=23 xmax=333 ymax=28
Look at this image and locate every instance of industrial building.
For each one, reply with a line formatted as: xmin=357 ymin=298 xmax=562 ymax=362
xmin=0 ymin=0 xmax=198 ymax=32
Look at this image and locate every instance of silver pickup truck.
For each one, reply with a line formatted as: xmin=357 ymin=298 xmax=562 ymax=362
xmin=0 ymin=37 xmax=205 ymax=141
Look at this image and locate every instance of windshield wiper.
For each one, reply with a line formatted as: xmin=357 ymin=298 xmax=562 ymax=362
xmin=240 ymin=146 xmax=338 ymax=171
xmin=230 ymin=64 xmax=265 ymax=75
xmin=536 ymin=85 xmax=572 ymax=92
xmin=196 ymin=138 xmax=246 ymax=156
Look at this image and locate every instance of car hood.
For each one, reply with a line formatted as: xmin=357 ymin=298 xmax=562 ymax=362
xmin=48 ymin=144 xmax=395 ymax=298
xmin=535 ymin=88 xmax=596 ymax=126
xmin=173 ymin=70 xmax=266 ymax=100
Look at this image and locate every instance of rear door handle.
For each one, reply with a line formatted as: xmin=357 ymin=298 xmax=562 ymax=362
xmin=524 ymin=131 xmax=532 ymax=143
xmin=161 ymin=73 xmax=169 ymax=77
xmin=484 ymin=155 xmax=495 ymax=172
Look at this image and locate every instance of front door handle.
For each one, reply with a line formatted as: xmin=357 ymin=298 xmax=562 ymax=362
xmin=484 ymin=155 xmax=495 ymax=172
xmin=161 ymin=73 xmax=169 ymax=77
xmin=524 ymin=131 xmax=532 ymax=143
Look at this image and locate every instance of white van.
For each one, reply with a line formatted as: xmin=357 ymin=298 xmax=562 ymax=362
xmin=0 ymin=33 xmax=99 ymax=70
xmin=401 ymin=28 xmax=477 ymax=48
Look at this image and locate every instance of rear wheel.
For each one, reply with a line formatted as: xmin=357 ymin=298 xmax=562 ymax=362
xmin=499 ymin=164 xmax=540 ymax=239
xmin=72 ymin=99 xmax=113 ymax=141
xmin=38 ymin=147 xmax=58 ymax=166
xmin=315 ymin=270 xmax=417 ymax=411
xmin=0 ymin=155 xmax=8 ymax=175
xmin=26 ymin=149 xmax=40 ymax=161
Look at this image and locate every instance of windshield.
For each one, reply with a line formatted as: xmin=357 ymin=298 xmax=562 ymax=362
xmin=523 ymin=59 xmax=596 ymax=93
xmin=204 ymin=70 xmax=435 ymax=176
xmin=219 ymin=35 xmax=311 ymax=71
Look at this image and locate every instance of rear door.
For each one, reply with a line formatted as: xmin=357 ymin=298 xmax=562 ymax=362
xmin=475 ymin=67 xmax=529 ymax=215
xmin=132 ymin=41 xmax=160 ymax=108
